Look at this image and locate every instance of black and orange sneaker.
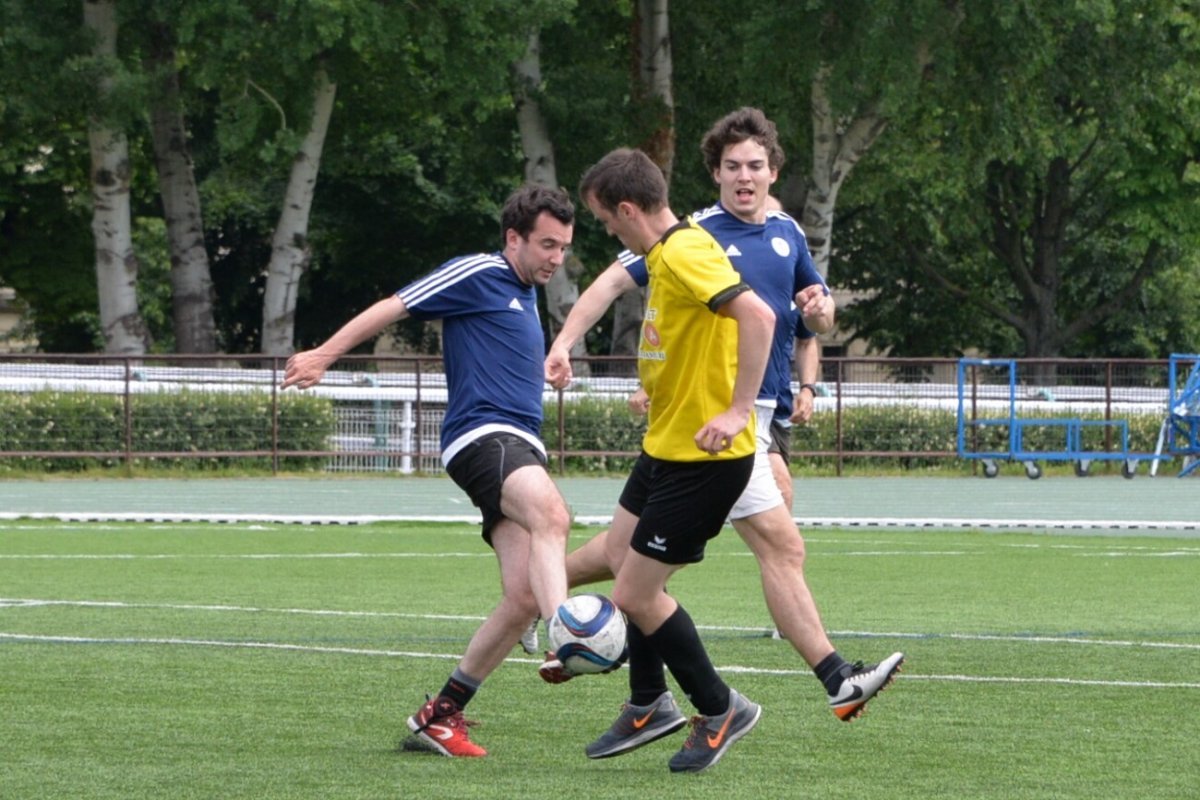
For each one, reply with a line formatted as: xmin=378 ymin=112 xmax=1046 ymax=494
xmin=405 ymin=695 xmax=487 ymax=758
xmin=667 ymin=689 xmax=761 ymax=774
xmin=585 ymin=691 xmax=688 ymax=759
xmin=828 ymin=651 xmax=905 ymax=721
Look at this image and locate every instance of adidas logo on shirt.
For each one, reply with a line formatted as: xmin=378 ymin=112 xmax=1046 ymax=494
xmin=725 ymin=244 xmax=742 ymax=257
xmin=509 ymin=298 xmax=524 ymax=311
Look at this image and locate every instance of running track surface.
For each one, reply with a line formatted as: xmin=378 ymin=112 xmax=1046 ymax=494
xmin=0 ymin=475 xmax=1197 ymax=535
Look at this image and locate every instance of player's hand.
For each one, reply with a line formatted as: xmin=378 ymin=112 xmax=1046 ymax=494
xmin=694 ymin=407 xmax=751 ymax=456
xmin=627 ymin=387 xmax=650 ymax=416
xmin=544 ymin=345 xmax=573 ymax=390
xmin=791 ymin=394 xmax=814 ymax=424
xmin=281 ymin=350 xmax=334 ymax=390
xmin=795 ymin=285 xmax=835 ymax=332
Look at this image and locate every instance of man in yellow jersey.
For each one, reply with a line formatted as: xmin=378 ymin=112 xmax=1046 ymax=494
xmin=571 ymin=147 xmax=775 ymax=774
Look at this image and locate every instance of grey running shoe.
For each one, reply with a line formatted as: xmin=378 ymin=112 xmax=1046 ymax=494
xmin=585 ymin=691 xmax=688 ymax=759
xmin=519 ymin=618 xmax=539 ymax=655
xmin=667 ymin=689 xmax=762 ymax=774
xmin=828 ymin=651 xmax=905 ymax=721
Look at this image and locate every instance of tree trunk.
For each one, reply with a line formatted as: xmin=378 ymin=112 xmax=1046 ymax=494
xmin=610 ymin=0 xmax=673 ymax=359
xmin=803 ymin=65 xmax=888 ymax=281
xmin=261 ymin=65 xmax=336 ymax=356
xmin=512 ymin=31 xmax=587 ymax=372
xmin=83 ymin=0 xmax=148 ymax=355
xmin=146 ymin=23 xmax=217 ymax=354
xmin=635 ymin=0 xmax=675 ymax=181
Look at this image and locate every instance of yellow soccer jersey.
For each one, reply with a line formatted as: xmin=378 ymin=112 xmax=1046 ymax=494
xmin=639 ymin=219 xmax=757 ymax=461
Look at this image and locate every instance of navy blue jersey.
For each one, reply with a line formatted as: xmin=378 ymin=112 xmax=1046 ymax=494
xmin=397 ymin=252 xmax=546 ymax=463
xmin=621 ymin=202 xmax=826 ymax=417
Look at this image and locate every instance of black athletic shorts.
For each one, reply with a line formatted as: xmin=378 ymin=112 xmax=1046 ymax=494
xmin=618 ymin=451 xmax=754 ymax=565
xmin=768 ymin=419 xmax=792 ymax=463
xmin=445 ymin=432 xmax=548 ymax=545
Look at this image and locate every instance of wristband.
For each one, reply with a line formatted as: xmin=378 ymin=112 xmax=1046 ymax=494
xmin=799 ymin=383 xmax=819 ymax=398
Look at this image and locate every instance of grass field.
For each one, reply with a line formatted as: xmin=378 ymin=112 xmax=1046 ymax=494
xmin=1 ymin=519 xmax=1197 ymax=799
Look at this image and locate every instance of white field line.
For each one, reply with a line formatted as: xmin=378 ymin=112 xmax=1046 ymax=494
xmin=0 ymin=552 xmax=493 ymax=560
xmin=1 ymin=631 xmax=1197 ymax=691
xmin=3 ymin=597 xmax=1198 ymax=652
xmin=2 ymin=511 xmax=1199 ymax=531
xmin=2 ymin=551 xmax=1190 ymax=563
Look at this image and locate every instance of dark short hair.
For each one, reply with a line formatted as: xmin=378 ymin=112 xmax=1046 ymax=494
xmin=578 ymin=148 xmax=668 ymax=215
xmin=501 ymin=184 xmax=575 ymax=241
xmin=700 ymin=107 xmax=785 ymax=173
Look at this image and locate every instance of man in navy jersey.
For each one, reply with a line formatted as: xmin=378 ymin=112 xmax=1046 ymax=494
xmin=283 ymin=185 xmax=575 ymax=758
xmin=543 ymin=110 xmax=903 ymax=754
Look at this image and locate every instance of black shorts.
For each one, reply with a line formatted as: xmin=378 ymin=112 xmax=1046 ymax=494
xmin=768 ymin=419 xmax=792 ymax=462
xmin=445 ymin=432 xmax=548 ymax=545
xmin=618 ymin=451 xmax=754 ymax=565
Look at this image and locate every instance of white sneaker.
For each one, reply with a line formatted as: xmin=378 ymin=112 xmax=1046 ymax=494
xmin=828 ymin=651 xmax=905 ymax=721
xmin=519 ymin=618 xmax=539 ymax=655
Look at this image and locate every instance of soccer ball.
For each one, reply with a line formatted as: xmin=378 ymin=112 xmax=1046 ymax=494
xmin=547 ymin=593 xmax=628 ymax=674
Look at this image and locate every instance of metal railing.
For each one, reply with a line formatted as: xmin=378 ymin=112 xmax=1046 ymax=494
xmin=0 ymin=353 xmax=1178 ymax=475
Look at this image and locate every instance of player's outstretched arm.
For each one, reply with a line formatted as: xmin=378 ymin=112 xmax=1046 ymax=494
xmin=545 ymin=260 xmax=637 ymax=390
xmin=282 ymin=295 xmax=409 ymax=390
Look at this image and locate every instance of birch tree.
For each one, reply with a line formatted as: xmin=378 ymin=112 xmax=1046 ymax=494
xmin=512 ymin=30 xmax=586 ymax=366
xmin=736 ymin=2 xmax=960 ymax=281
xmin=83 ymin=0 xmax=148 ymax=354
xmin=260 ymin=64 xmax=336 ymax=356
xmin=144 ymin=18 xmax=216 ymax=353
xmin=608 ymin=0 xmax=674 ymax=357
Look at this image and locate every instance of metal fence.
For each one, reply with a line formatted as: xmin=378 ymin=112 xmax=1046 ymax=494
xmin=0 ymin=353 xmax=1185 ymax=475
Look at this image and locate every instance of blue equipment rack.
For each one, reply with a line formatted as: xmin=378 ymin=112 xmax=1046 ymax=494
xmin=956 ymin=358 xmax=1164 ymax=479
xmin=1166 ymin=353 xmax=1200 ymax=477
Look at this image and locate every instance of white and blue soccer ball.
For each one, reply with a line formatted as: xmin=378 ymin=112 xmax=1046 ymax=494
xmin=547 ymin=593 xmax=628 ymax=674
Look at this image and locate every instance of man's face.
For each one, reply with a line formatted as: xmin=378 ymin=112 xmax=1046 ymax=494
xmin=508 ymin=212 xmax=573 ymax=286
xmin=585 ymin=195 xmax=642 ymax=254
xmin=713 ymin=139 xmax=777 ymax=224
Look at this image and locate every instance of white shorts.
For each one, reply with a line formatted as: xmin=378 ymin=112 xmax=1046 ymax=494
xmin=728 ymin=404 xmax=785 ymax=520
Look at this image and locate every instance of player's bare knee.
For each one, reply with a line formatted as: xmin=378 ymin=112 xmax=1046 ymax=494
xmin=610 ymin=585 xmax=648 ymax=620
xmin=500 ymin=586 xmax=539 ymax=621
xmin=537 ymin=500 xmax=571 ymax=542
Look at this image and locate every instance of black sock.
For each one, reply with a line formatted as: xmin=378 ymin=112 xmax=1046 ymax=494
xmin=626 ymin=623 xmax=670 ymax=706
xmin=438 ymin=667 xmax=480 ymax=709
xmin=646 ymin=604 xmax=729 ymax=716
xmin=814 ymin=651 xmax=850 ymax=695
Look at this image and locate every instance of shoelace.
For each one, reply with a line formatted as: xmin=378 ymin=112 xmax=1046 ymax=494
xmin=680 ymin=715 xmax=708 ymax=749
xmin=414 ymin=697 xmax=478 ymax=734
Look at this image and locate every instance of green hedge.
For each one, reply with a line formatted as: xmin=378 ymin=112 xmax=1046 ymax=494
xmin=0 ymin=390 xmax=1171 ymax=475
xmin=0 ymin=390 xmax=335 ymax=473
xmin=541 ymin=396 xmax=647 ymax=473
xmin=545 ymin=397 xmax=1169 ymax=472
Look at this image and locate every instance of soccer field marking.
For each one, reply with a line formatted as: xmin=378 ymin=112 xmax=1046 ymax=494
xmin=4 ymin=547 xmax=1196 ymax=561
xmin=4 ymin=597 xmax=1198 ymax=651
xmin=3 ymin=511 xmax=1200 ymax=532
xmin=0 ymin=597 xmax=489 ymax=622
xmin=0 ymin=552 xmax=494 ymax=560
xmin=0 ymin=550 xmax=978 ymax=561
xmin=3 ymin=631 xmax=1199 ymax=691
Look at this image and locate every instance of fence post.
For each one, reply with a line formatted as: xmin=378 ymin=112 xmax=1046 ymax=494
xmin=835 ymin=359 xmax=844 ymax=476
xmin=122 ymin=357 xmax=133 ymax=473
xmin=271 ymin=356 xmax=280 ymax=475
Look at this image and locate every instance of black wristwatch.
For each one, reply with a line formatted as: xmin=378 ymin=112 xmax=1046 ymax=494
xmin=799 ymin=383 xmax=819 ymax=398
